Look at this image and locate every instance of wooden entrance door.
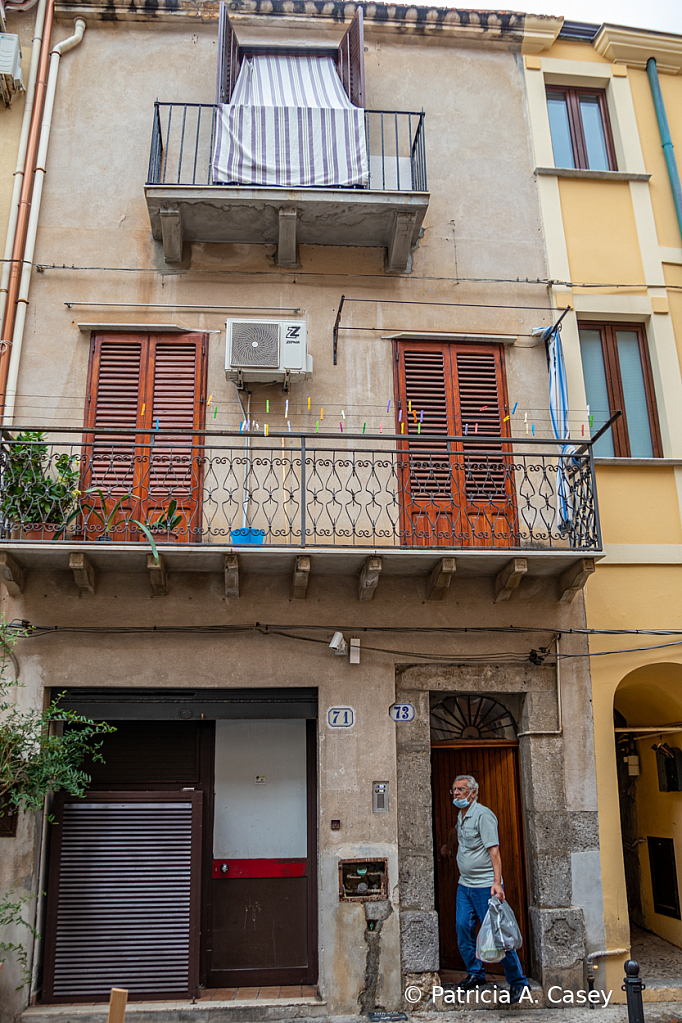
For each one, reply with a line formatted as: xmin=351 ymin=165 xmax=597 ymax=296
xmin=432 ymin=741 xmax=528 ymax=973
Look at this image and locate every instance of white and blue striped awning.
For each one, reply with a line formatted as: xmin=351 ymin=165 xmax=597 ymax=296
xmin=213 ymin=54 xmax=369 ymax=188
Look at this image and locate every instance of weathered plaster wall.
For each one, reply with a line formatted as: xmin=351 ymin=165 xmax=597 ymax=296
xmin=0 ymin=4 xmax=592 ymax=1019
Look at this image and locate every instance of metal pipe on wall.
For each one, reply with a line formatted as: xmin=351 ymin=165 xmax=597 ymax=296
xmin=4 ymin=18 xmax=86 ymax=425
xmin=647 ymin=57 xmax=682 ymax=245
xmin=0 ymin=0 xmax=54 ymax=366
xmin=0 ymin=0 xmax=48 ymax=333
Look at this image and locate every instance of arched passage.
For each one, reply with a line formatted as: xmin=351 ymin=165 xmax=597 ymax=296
xmin=614 ymin=664 xmax=682 ymax=958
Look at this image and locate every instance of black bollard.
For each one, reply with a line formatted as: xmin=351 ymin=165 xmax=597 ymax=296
xmin=622 ymin=960 xmax=646 ymax=1023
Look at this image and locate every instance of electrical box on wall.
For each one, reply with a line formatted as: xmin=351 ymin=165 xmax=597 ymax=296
xmin=372 ymin=781 xmax=389 ymax=812
xmin=338 ymin=858 xmax=388 ymax=902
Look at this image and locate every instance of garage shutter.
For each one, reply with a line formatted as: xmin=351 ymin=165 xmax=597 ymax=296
xmin=43 ymin=793 xmax=201 ymax=1001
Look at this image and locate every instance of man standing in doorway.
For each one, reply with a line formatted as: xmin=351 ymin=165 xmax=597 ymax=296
xmin=440 ymin=774 xmax=529 ymax=1003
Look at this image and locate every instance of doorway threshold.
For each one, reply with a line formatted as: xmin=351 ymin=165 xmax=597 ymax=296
xmin=23 ymin=991 xmax=326 ymax=1023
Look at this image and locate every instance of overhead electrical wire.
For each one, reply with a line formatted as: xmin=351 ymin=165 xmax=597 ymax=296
xmin=6 ymin=620 xmax=682 ymax=661
xmin=1 ymin=258 xmax=680 ymax=291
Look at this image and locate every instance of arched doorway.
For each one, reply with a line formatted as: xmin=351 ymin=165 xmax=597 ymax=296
xmin=614 ymin=665 xmax=682 ymax=973
xmin=430 ymin=695 xmax=528 ymax=975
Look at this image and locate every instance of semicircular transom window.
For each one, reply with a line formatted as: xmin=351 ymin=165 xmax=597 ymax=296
xmin=430 ymin=695 xmax=517 ymax=742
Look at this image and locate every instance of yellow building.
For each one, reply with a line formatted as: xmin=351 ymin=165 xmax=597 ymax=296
xmin=524 ymin=16 xmax=682 ymax=1001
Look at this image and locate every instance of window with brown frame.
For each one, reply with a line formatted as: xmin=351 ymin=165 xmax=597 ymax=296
xmin=579 ymin=322 xmax=661 ymax=458
xmin=546 ymin=86 xmax=617 ymax=171
xmin=83 ymin=332 xmax=208 ymax=541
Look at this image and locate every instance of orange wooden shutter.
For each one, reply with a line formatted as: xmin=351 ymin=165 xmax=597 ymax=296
xmin=85 ymin=334 xmax=207 ymax=543
xmin=337 ymin=8 xmax=365 ymax=108
xmin=85 ymin=335 xmax=145 ymax=498
xmin=394 ymin=341 xmax=515 ymax=548
xmin=144 ymin=335 xmax=206 ymax=539
xmin=452 ymin=347 xmax=509 ymax=502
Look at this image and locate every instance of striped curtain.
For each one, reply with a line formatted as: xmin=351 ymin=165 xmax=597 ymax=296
xmin=212 ymin=55 xmax=369 ymax=188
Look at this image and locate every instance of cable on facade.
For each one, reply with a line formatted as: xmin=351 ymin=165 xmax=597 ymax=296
xmin=1 ymin=257 xmax=681 ymax=291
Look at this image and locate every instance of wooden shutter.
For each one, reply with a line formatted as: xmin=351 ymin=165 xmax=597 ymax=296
xmin=217 ymin=2 xmax=240 ymax=104
xmin=452 ymin=347 xmax=508 ymax=502
xmin=42 ymin=792 xmax=202 ymax=1002
xmin=337 ymin=8 xmax=365 ymax=108
xmin=394 ymin=341 xmax=515 ymax=548
xmin=145 ymin=337 xmax=205 ymax=538
xmin=85 ymin=335 xmax=144 ymax=498
xmin=85 ymin=333 xmax=207 ymax=542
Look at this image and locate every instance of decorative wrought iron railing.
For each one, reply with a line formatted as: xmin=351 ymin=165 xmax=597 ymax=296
xmin=0 ymin=430 xmax=601 ymax=552
xmin=147 ymin=102 xmax=427 ymax=192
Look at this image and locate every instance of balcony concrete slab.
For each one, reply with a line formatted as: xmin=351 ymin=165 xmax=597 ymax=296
xmin=145 ymin=185 xmax=430 ymax=268
xmin=0 ymin=544 xmax=603 ymax=580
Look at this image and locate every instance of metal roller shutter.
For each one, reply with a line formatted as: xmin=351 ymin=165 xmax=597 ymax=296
xmin=44 ymin=792 xmax=201 ymax=1001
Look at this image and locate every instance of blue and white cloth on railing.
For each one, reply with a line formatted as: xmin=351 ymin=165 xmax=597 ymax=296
xmin=212 ymin=54 xmax=369 ymax=188
xmin=548 ymin=328 xmax=576 ymax=532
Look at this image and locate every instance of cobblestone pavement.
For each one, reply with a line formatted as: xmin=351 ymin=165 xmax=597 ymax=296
xmin=631 ymin=926 xmax=682 ymax=979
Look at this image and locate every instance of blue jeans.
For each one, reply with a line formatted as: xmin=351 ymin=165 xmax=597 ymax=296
xmin=456 ymin=883 xmax=527 ymax=987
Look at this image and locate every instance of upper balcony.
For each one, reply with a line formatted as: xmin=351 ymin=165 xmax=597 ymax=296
xmin=0 ymin=429 xmax=601 ymax=601
xmin=145 ymin=103 xmax=429 ymax=272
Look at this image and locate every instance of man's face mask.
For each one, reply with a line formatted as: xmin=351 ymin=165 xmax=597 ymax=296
xmin=453 ymin=797 xmax=470 ymax=808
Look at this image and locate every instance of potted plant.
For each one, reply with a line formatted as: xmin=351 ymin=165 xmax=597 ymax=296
xmin=65 ymin=487 xmax=133 ymax=542
xmin=0 ymin=432 xmax=80 ymax=540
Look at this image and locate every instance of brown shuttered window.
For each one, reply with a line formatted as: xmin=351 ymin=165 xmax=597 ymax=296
xmin=394 ymin=341 xmax=514 ymax=547
xmin=84 ymin=333 xmax=207 ymax=541
xmin=337 ymin=8 xmax=365 ymax=108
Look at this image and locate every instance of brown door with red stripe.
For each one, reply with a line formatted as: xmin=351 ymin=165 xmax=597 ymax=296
xmin=206 ymin=719 xmax=318 ymax=987
xmin=83 ymin=333 xmax=207 ymax=542
xmin=432 ymin=741 xmax=529 ymax=974
xmin=393 ymin=342 xmax=516 ymax=547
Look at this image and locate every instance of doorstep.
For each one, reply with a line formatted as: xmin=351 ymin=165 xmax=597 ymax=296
xmin=22 ymin=994 xmax=326 ymax=1023
xmin=641 ymin=978 xmax=682 ymax=1002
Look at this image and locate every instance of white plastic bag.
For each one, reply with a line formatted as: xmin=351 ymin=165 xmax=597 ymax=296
xmin=476 ymin=907 xmax=505 ymax=963
xmin=476 ymin=896 xmax=523 ymax=963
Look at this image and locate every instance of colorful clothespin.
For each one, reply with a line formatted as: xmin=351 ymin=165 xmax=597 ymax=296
xmin=340 ymin=422 xmax=343 ymax=432
xmin=512 ymin=402 xmax=518 ymax=414
xmin=503 ymin=415 xmax=510 ymax=422
xmin=265 ymin=424 xmax=268 ymax=437
xmin=474 ymin=423 xmax=478 ymax=434
xmin=409 ymin=400 xmax=412 ymax=413
xmin=266 ymin=399 xmax=270 ymax=413
xmin=321 ymin=408 xmax=324 ymax=421
xmin=316 ymin=421 xmax=319 ymax=433
xmin=532 ymin=424 xmax=535 ymax=436
xmin=308 ymin=397 xmax=311 ymax=410
xmin=362 ymin=422 xmax=366 ymax=434
xmin=465 ymin=423 xmax=469 ymax=435
xmin=413 ymin=410 xmax=417 ymax=424
xmin=420 ymin=409 xmax=424 ymax=423
xmin=287 ymin=421 xmax=291 ymax=432
xmin=342 ymin=410 xmax=346 ymax=420
xmin=285 ymin=399 xmax=289 ymax=418
xmin=418 ymin=423 xmax=421 ymax=435
xmin=398 ymin=409 xmax=403 ymax=422
xmin=380 ymin=422 xmax=383 ymax=434
xmin=387 ymin=400 xmax=391 ymax=413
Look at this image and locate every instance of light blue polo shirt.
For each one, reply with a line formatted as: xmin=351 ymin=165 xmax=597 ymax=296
xmin=456 ymin=800 xmax=500 ymax=888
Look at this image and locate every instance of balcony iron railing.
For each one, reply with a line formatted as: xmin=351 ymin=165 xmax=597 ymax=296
xmin=147 ymin=102 xmax=427 ymax=192
xmin=0 ymin=430 xmax=600 ymax=552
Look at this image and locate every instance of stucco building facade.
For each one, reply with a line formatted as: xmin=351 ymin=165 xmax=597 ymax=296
xmin=0 ymin=3 xmax=606 ymax=1019
xmin=523 ymin=14 xmax=682 ymax=1004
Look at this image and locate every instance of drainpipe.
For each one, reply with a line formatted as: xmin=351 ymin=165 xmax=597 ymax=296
xmin=0 ymin=0 xmax=48 ymax=333
xmin=3 ymin=18 xmax=86 ymax=425
xmin=0 ymin=0 xmax=54 ymax=394
xmin=647 ymin=57 xmax=682 ymax=245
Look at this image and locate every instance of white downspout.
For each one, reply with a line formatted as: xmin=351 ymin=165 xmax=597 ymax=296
xmin=3 ymin=17 xmax=85 ymax=425
xmin=0 ymin=0 xmax=48 ymax=333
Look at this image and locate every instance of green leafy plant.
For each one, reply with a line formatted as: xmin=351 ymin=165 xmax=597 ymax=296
xmin=0 ymin=621 xmax=114 ymax=987
xmin=151 ymin=500 xmax=183 ymax=533
xmin=0 ymin=432 xmax=80 ymax=527
xmin=132 ymin=501 xmax=185 ymax=567
xmin=60 ymin=487 xmax=131 ymax=540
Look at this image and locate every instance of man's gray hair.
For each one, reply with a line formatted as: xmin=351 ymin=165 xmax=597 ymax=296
xmin=455 ymin=774 xmax=479 ymax=797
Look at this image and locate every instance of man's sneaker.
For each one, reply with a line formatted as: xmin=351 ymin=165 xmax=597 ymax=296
xmin=459 ymin=974 xmax=486 ymax=990
xmin=509 ymin=984 xmax=530 ymax=1004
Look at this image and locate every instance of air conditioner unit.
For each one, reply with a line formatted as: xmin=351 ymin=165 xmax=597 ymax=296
xmin=0 ymin=35 xmax=23 ymax=108
xmin=225 ymin=318 xmax=312 ymax=387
